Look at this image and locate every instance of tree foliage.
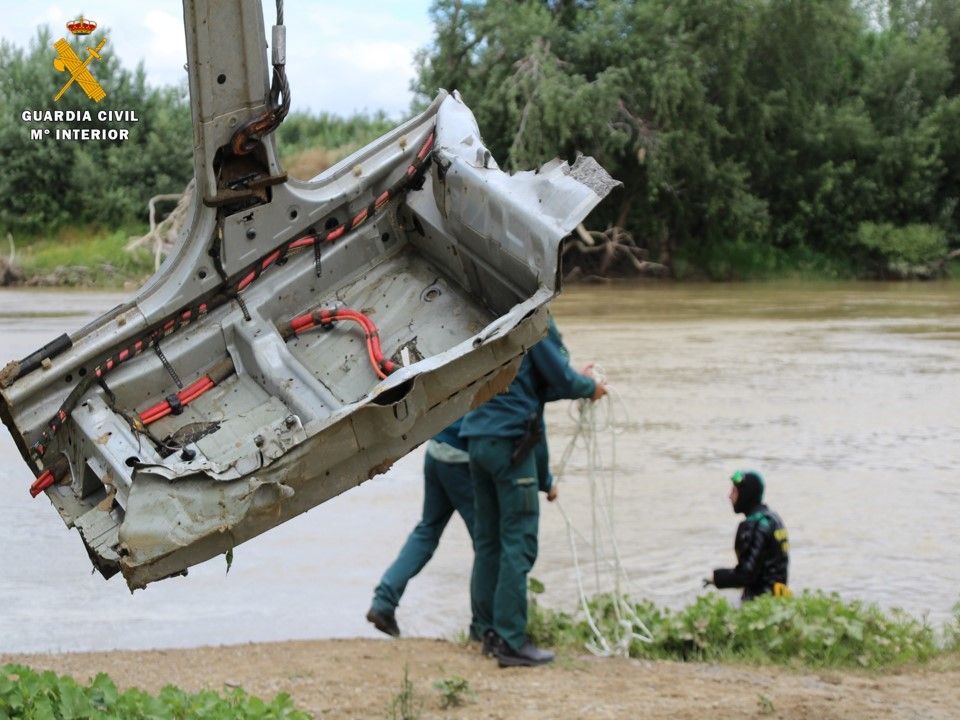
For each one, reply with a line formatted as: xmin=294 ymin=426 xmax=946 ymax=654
xmin=0 ymin=28 xmax=193 ymax=236
xmin=413 ymin=0 xmax=960 ymax=278
xmin=0 ymin=30 xmax=396 ymax=239
xmin=4 ymin=6 xmax=958 ymax=280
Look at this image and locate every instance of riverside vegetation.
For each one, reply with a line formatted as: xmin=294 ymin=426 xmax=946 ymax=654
xmin=527 ymin=588 xmax=960 ymax=670
xmin=0 ymin=665 xmax=472 ymax=720
xmin=0 ymin=666 xmax=309 ymax=720
xmin=2 ymin=1 xmax=960 ymax=282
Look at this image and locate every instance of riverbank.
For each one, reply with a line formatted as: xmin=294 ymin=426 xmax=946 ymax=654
xmin=3 ymin=227 xmax=153 ymax=288
xmin=3 ymin=638 xmax=959 ymax=719
xmin=4 ymin=227 xmax=958 ymax=288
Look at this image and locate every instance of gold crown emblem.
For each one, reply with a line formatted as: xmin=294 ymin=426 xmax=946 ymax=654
xmin=66 ymin=16 xmax=97 ymax=35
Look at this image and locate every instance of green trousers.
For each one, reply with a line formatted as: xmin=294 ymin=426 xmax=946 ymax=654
xmin=468 ymin=436 xmax=540 ymax=651
xmin=371 ymin=455 xmax=475 ymax=615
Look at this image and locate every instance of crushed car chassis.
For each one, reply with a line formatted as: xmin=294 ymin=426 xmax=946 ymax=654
xmin=0 ymin=0 xmax=616 ymax=589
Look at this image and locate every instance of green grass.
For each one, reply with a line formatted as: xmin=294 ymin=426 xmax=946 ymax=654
xmin=0 ymin=664 xmax=309 ymax=719
xmin=385 ymin=665 xmax=420 ymax=720
xmin=945 ymin=257 xmax=960 ymax=279
xmin=528 ymin=591 xmax=957 ymax=670
xmin=16 ymin=225 xmax=154 ymax=287
xmin=673 ymin=241 xmax=862 ymax=281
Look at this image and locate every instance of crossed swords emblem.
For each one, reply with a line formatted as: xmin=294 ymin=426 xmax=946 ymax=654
xmin=53 ymin=37 xmax=108 ymax=102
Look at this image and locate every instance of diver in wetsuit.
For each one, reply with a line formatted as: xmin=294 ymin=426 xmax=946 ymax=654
xmin=706 ymin=470 xmax=790 ymax=601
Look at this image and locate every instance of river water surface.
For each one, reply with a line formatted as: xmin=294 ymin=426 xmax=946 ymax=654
xmin=1 ymin=283 xmax=957 ymax=653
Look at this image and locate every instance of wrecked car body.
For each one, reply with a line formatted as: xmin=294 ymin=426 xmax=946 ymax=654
xmin=0 ymin=0 xmax=617 ymax=589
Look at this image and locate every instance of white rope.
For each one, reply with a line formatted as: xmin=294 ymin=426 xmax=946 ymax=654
xmin=553 ymin=367 xmax=654 ymax=656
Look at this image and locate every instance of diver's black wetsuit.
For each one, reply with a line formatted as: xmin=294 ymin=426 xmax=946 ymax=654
xmin=713 ymin=503 xmax=789 ymax=600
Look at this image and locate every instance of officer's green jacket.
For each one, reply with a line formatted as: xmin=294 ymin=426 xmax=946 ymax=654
xmin=459 ymin=319 xmax=596 ymax=442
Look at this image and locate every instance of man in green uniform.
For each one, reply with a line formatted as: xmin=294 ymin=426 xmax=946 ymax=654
xmin=366 ymin=419 xmax=474 ymax=637
xmin=460 ymin=316 xmax=605 ymax=667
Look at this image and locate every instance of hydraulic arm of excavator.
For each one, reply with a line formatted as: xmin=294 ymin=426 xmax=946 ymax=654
xmin=0 ymin=0 xmax=619 ymax=589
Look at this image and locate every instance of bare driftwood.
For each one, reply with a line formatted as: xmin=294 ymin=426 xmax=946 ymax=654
xmin=0 ymin=234 xmax=24 ymax=286
xmin=883 ymin=247 xmax=960 ymax=280
xmin=126 ymin=180 xmax=194 ymax=270
xmin=561 ymin=226 xmax=669 ymax=282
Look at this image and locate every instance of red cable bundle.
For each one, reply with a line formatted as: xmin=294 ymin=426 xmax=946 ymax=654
xmin=29 ymin=456 xmax=70 ymax=498
xmin=139 ymin=374 xmax=216 ymax=425
xmin=288 ymin=307 xmax=396 ymax=379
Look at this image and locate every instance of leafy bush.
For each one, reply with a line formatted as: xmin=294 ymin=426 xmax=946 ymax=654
xmin=854 ymin=222 xmax=948 ymax=275
xmin=0 ymin=664 xmax=309 ymax=719
xmin=432 ymin=675 xmax=473 ymax=709
xmin=529 ymin=591 xmax=942 ymax=669
xmin=527 ymin=598 xmax=587 ymax=649
xmin=945 ymin=603 xmax=960 ymax=652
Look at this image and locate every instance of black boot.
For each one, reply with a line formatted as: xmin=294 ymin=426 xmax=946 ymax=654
xmin=496 ymin=638 xmax=554 ymax=667
xmin=366 ymin=607 xmax=400 ymax=637
xmin=481 ymin=630 xmax=501 ymax=657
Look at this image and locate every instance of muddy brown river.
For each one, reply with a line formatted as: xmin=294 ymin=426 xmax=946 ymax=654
xmin=1 ymin=283 xmax=957 ymax=652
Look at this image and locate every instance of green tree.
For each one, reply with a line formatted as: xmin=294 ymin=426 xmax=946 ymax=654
xmin=0 ymin=27 xmax=192 ymax=236
xmin=413 ymin=0 xmax=960 ymax=278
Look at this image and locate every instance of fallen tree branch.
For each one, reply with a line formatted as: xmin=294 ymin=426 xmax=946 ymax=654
xmin=562 ymin=226 xmax=669 ymax=280
xmin=575 ymin=223 xmax=595 ymax=247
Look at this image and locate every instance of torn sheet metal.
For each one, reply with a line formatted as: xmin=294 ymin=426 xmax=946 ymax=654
xmin=0 ymin=10 xmax=617 ymax=590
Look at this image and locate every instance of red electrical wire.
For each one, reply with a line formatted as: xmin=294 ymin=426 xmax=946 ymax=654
xmin=235 ymin=131 xmax=435 ymax=294
xmin=29 ymin=456 xmax=71 ymax=498
xmin=138 ymin=374 xmax=217 ymax=426
xmin=286 ymin=307 xmax=396 ymax=380
xmin=29 ymin=469 xmax=55 ymax=497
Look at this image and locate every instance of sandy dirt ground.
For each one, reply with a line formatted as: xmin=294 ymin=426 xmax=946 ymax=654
xmin=3 ymin=639 xmax=959 ymax=719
